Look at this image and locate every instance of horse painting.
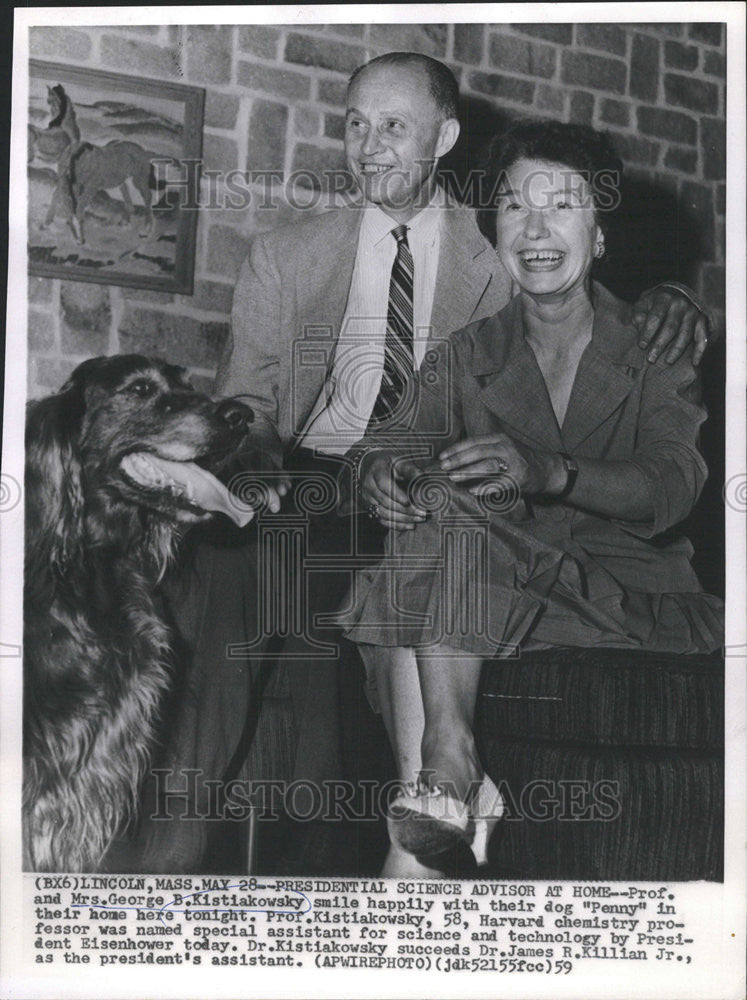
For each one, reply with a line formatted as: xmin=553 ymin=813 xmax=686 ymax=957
xmin=28 ymin=61 xmax=203 ymax=293
xmin=54 ymin=139 xmax=164 ymax=245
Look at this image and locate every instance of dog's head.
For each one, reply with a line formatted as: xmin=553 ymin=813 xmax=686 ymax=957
xmin=26 ymin=355 xmax=254 ymax=574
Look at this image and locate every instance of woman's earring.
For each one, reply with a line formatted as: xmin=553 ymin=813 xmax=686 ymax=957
xmin=594 ymin=240 xmax=606 ymax=259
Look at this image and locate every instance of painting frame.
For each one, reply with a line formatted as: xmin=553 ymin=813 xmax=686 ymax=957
xmin=27 ymin=59 xmax=204 ymax=294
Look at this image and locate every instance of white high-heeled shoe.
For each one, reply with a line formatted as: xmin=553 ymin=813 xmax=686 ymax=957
xmin=470 ymin=773 xmax=504 ymax=866
xmin=387 ymin=773 xmax=503 ymax=866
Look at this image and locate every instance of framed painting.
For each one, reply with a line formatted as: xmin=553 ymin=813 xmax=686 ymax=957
xmin=27 ymin=59 xmax=204 ymax=294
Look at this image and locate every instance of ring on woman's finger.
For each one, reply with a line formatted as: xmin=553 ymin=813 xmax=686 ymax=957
xmin=367 ymin=502 xmax=380 ymax=520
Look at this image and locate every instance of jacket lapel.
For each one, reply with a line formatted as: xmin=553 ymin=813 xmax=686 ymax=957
xmin=292 ymin=209 xmax=364 ymax=422
xmin=472 ymin=297 xmax=566 ymax=452
xmin=298 ymin=208 xmax=362 ymax=338
xmin=430 ymin=200 xmax=511 ymax=338
xmin=560 ymin=285 xmax=643 ymax=452
xmin=471 ymin=285 xmax=642 ymax=454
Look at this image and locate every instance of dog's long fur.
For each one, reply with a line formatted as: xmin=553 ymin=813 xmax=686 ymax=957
xmin=23 ymin=355 xmax=253 ymax=872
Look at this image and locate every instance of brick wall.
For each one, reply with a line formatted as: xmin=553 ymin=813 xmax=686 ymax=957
xmin=27 ymin=21 xmax=726 ymax=398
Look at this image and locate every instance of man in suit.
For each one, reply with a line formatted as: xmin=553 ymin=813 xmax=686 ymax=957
xmin=214 ymin=52 xmax=710 ymax=874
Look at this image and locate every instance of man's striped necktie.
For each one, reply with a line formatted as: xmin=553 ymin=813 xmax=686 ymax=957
xmin=369 ymin=224 xmax=415 ymax=428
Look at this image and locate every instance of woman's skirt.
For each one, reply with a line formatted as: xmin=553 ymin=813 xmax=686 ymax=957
xmin=337 ymin=488 xmax=723 ymax=657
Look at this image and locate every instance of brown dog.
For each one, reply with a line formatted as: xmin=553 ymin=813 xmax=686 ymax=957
xmin=23 ymin=355 xmax=253 ymax=872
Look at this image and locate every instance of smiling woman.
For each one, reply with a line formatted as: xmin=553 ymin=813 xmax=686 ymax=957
xmin=496 ymin=159 xmax=603 ymax=299
xmin=340 ymin=118 xmax=723 ymax=876
xmin=487 ymin=125 xmax=622 ymax=429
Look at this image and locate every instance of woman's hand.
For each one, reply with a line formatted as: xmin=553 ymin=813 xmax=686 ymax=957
xmin=439 ymin=434 xmax=566 ymax=496
xmin=359 ymin=452 xmax=427 ymax=530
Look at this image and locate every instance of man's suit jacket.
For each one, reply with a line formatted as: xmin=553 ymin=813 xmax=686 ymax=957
xmin=215 ymin=195 xmax=512 ymax=463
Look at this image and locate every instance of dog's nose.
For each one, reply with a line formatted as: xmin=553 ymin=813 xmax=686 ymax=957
xmin=215 ymin=398 xmax=254 ymax=428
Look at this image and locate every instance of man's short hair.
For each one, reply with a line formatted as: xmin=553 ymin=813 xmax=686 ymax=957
xmin=348 ymin=52 xmax=459 ymax=121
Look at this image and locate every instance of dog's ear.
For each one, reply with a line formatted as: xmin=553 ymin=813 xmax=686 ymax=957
xmin=25 ymin=376 xmax=88 ymax=577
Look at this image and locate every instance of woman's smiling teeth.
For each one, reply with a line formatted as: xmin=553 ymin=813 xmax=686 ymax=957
xmin=518 ymin=249 xmax=565 ymax=270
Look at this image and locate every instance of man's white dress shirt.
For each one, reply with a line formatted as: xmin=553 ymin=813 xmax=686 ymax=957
xmin=299 ymin=190 xmax=445 ymax=454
